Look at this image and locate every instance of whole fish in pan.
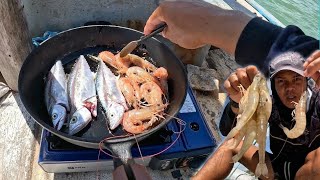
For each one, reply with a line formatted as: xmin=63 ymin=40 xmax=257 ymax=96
xmin=45 ymin=60 xmax=70 ymax=130
xmin=96 ymin=59 xmax=128 ymax=130
xmin=68 ymin=55 xmax=97 ymax=135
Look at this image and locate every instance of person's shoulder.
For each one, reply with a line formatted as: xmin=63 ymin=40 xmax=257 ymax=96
xmin=235 ymin=17 xmax=319 ymax=72
xmin=235 ymin=17 xmax=283 ymax=70
xmin=270 ymin=25 xmax=319 ymax=57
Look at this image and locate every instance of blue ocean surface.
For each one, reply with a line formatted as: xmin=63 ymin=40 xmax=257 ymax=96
xmin=255 ymin=0 xmax=319 ymax=39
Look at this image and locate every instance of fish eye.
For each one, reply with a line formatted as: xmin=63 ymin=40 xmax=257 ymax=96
xmin=70 ymin=117 xmax=77 ymax=123
xmin=52 ymin=113 xmax=58 ymax=120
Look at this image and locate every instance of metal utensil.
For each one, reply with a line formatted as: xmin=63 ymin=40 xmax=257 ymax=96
xmin=119 ymin=23 xmax=167 ymax=57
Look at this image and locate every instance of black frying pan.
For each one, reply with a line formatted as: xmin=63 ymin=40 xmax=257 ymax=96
xmin=18 ymin=25 xmax=187 ymax=179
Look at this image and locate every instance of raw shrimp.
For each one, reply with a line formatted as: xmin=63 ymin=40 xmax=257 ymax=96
xmin=238 ymin=84 xmax=248 ymax=114
xmin=122 ymin=54 xmax=157 ymax=72
xmin=280 ymin=91 xmax=307 ymax=139
xmin=225 ymin=85 xmax=247 ymax=149
xmin=118 ymin=77 xmax=140 ymax=109
xmin=232 ymin=116 xmax=257 ymax=162
xmin=224 ymin=74 xmax=272 ymax=178
xmin=140 ymin=81 xmax=164 ymax=107
xmin=226 ymin=74 xmax=262 ymax=140
xmin=226 ymin=126 xmax=246 ymax=149
xmin=255 ymin=76 xmax=272 ymax=178
xmin=126 ymin=66 xmax=158 ymax=84
xmin=122 ymin=104 xmax=167 ymax=134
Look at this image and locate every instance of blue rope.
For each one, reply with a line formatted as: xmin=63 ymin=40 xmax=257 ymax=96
xmin=32 ymin=31 xmax=59 ymax=47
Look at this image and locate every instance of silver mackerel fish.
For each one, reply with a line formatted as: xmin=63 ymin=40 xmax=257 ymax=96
xmin=96 ymin=59 xmax=128 ymax=130
xmin=45 ymin=60 xmax=70 ymax=130
xmin=68 ymin=55 xmax=97 ymax=135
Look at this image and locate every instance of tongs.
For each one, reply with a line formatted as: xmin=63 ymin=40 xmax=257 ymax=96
xmin=119 ymin=23 xmax=167 ymax=57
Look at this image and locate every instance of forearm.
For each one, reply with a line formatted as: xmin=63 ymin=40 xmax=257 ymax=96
xmin=144 ymin=1 xmax=253 ymax=52
xmin=205 ymin=9 xmax=252 ymax=55
xmin=191 ymin=141 xmax=235 ymax=180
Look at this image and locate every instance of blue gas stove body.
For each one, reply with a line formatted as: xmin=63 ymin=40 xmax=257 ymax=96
xmin=38 ymin=88 xmax=216 ymax=173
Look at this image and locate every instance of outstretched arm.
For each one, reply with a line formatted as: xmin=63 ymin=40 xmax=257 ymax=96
xmin=144 ymin=1 xmax=252 ymax=55
xmin=191 ymin=141 xmax=274 ymax=180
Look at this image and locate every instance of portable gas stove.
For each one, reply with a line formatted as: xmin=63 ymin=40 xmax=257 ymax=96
xmin=38 ymin=88 xmax=216 ymax=173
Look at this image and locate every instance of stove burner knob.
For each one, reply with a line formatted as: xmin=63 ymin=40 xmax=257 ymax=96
xmin=190 ymin=122 xmax=199 ymax=131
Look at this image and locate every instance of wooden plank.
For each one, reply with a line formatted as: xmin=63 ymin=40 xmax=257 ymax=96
xmin=0 ymin=0 xmax=31 ymax=91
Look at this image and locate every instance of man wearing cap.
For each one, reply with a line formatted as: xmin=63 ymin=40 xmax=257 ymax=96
xmin=215 ymin=50 xmax=320 ymax=180
xmin=144 ymin=1 xmax=319 ymax=179
xmin=192 ymin=51 xmax=320 ymax=180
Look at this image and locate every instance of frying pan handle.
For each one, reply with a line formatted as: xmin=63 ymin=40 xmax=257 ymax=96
xmin=113 ymin=163 xmax=152 ymax=180
xmin=108 ymin=141 xmax=152 ymax=180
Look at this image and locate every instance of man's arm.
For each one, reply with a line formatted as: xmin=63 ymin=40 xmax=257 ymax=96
xmin=144 ymin=1 xmax=319 ymax=71
xmin=144 ymin=1 xmax=252 ymax=54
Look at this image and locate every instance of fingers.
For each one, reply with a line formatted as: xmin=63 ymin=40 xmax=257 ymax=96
xmin=304 ymin=58 xmax=320 ymax=77
xmin=234 ymin=66 xmax=259 ymax=89
xmin=236 ymin=68 xmax=250 ymax=89
xmin=224 ymin=66 xmax=259 ymax=94
xmin=224 ymin=73 xmax=239 ymax=96
xmin=224 ymin=80 xmax=238 ymax=99
xmin=144 ymin=6 xmax=165 ymax=35
xmin=161 ymin=26 xmax=168 ymax=38
xmin=245 ymin=65 xmax=259 ymax=82
xmin=303 ymin=50 xmax=320 ymax=69
xmin=303 ymin=50 xmax=320 ymax=77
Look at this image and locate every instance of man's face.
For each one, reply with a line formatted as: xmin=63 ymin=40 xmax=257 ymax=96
xmin=274 ymin=70 xmax=307 ymax=109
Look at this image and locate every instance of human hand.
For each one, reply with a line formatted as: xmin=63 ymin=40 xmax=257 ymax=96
xmin=144 ymin=1 xmax=217 ymax=49
xmin=144 ymin=1 xmax=251 ymax=53
xmin=223 ymin=65 xmax=259 ymax=103
xmin=303 ymin=50 xmax=320 ymax=88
